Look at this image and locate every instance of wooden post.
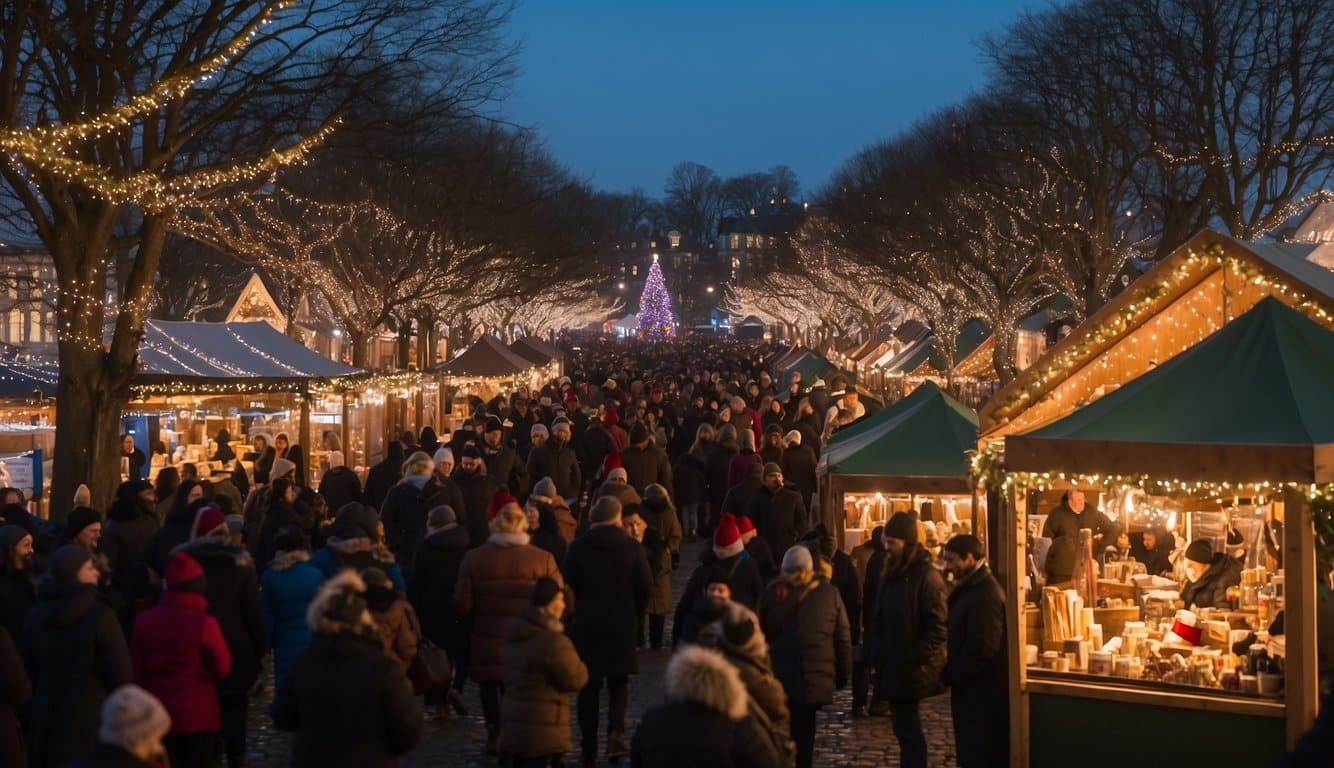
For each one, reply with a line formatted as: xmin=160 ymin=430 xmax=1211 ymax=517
xmin=1005 ymin=485 xmax=1028 ymax=768
xmin=340 ymin=392 xmax=351 ymax=466
xmin=298 ymin=390 xmax=311 ymax=487
xmin=1284 ymin=488 xmax=1318 ymax=747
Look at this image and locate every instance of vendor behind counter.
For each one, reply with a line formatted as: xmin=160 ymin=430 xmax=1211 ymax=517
xmin=1181 ymin=539 xmax=1243 ymax=610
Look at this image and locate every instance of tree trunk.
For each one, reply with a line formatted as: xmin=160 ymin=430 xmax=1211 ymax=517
xmin=395 ymin=322 xmax=412 ymax=370
xmin=416 ymin=312 xmax=435 ymax=370
xmin=992 ymin=321 xmax=1019 ymax=385
xmin=349 ymin=330 xmax=371 ymax=369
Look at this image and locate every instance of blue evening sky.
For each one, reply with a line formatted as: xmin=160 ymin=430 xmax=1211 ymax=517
xmin=503 ymin=1 xmax=1035 ymax=196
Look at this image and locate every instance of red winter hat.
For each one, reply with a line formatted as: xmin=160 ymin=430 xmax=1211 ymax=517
xmin=714 ymin=513 xmax=743 ymax=558
xmin=487 ymin=490 xmax=519 ymax=520
xmin=165 ymin=551 xmax=207 ymax=593
xmin=603 ymin=407 xmax=620 ymax=428
xmin=602 ymin=452 xmax=623 ymax=473
xmin=736 ymin=515 xmax=756 ymax=536
xmin=190 ymin=505 xmax=227 ymax=542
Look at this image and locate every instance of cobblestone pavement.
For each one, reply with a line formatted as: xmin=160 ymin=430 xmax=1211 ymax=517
xmin=246 ymin=539 xmax=960 ymax=767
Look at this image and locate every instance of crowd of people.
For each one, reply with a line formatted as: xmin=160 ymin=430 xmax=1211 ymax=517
xmin=0 ymin=334 xmax=1009 ymax=768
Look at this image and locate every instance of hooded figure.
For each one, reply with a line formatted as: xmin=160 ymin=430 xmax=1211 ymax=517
xmin=0 ymin=524 xmax=36 ymax=639
xmin=630 ymin=646 xmax=783 ymax=768
xmin=261 ymin=528 xmax=324 ymax=688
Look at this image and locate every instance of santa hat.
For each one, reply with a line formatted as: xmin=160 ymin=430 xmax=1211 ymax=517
xmin=487 ymin=490 xmax=519 ymax=520
xmin=190 ymin=505 xmax=228 ymax=542
xmin=736 ymin=515 xmax=756 ymax=540
xmin=714 ymin=513 xmax=743 ymax=559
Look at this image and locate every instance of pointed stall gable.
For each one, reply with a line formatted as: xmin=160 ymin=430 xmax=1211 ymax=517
xmin=432 ymin=335 xmax=535 ymax=378
xmin=820 ymin=380 xmax=978 ymax=493
xmin=224 ymin=272 xmax=286 ymax=332
xmin=1005 ymin=298 xmax=1334 ymax=483
xmin=980 ymin=230 xmax=1334 ymax=440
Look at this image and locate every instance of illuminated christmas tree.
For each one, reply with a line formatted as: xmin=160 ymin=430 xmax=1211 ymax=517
xmin=638 ymin=254 xmax=676 ymax=339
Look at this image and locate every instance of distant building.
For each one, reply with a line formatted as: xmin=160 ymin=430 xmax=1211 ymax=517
xmin=715 ymin=200 xmax=808 ymax=282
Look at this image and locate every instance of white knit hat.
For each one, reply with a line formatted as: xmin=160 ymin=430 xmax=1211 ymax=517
xmin=433 ymin=446 xmax=454 ymax=466
xmin=784 ymin=430 xmax=802 ymax=446
xmin=99 ymin=684 xmax=171 ymax=749
xmin=271 ymin=457 xmax=296 ymax=481
xmin=781 ymin=545 xmax=813 ymax=573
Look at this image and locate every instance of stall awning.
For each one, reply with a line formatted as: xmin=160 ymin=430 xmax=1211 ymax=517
xmin=508 ymin=336 xmax=561 ymax=366
xmin=136 ymin=320 xmax=362 ymax=383
xmin=1005 ymin=297 xmax=1334 ymax=482
xmin=432 ymin=335 xmax=535 ymax=378
xmin=784 ymin=351 xmax=857 ymax=388
xmin=819 ymin=380 xmax=978 ymax=491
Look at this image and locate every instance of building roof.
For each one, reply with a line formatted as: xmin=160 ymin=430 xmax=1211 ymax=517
xmin=1005 ymin=298 xmax=1334 ymax=483
xmin=136 ymin=320 xmax=361 ymax=382
xmin=432 ymin=335 xmax=535 ymax=378
xmin=508 ymin=336 xmax=561 ymax=365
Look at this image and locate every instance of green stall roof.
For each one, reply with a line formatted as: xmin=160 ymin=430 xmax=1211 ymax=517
xmin=819 ymin=380 xmax=978 ymax=481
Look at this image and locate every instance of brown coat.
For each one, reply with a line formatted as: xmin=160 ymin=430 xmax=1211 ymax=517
xmin=500 ymin=605 xmax=588 ymax=758
xmin=454 ymin=533 xmax=562 ymax=682
xmin=549 ymin=497 xmax=578 ymax=543
xmin=370 ymin=599 xmax=419 ymax=673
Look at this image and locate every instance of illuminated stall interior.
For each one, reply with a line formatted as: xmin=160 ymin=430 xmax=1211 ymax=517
xmin=975 ymin=230 xmax=1334 ymax=767
xmin=508 ymin=336 xmax=564 ymax=379
xmin=432 ymin=335 xmax=537 ymax=432
xmin=819 ymin=380 xmax=982 ymax=553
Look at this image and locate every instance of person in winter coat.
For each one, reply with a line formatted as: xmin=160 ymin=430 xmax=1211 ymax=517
xmin=363 ymin=441 xmax=405 ymax=512
xmin=720 ymin=461 xmax=764 ymax=522
xmin=705 ymin=425 xmax=740 ymax=536
xmin=851 ymin=525 xmax=886 ymax=716
xmin=379 ymin=451 xmax=447 ymax=576
xmin=642 ymin=484 xmax=683 ymax=647
xmin=501 ymin=578 xmax=589 ymax=766
xmin=676 ymin=514 xmax=765 ymax=625
xmin=21 ymin=545 xmax=133 ymax=767
xmin=260 ymin=529 xmax=323 ymax=689
xmin=102 ymin=481 xmax=161 ymax=628
xmin=481 ymin=415 xmax=528 ymax=497
xmin=363 ymin=567 xmax=418 ymax=673
xmin=453 ymin=446 xmax=502 ymax=549
xmin=528 ymin=476 xmax=578 ymax=543
xmin=131 ymin=551 xmax=232 ymax=768
xmin=256 ymin=478 xmax=301 ymax=571
xmin=576 ymin=414 xmax=617 ymax=488
xmin=758 ymin=545 xmax=851 ymax=768
xmin=727 ymin=429 xmax=763 ymax=488
xmin=526 ymin=420 xmax=582 ymax=500
xmin=779 ymin=431 xmax=818 ymax=514
xmin=407 ymin=506 xmax=471 ymax=720
xmin=528 ymin=498 xmax=568 ymax=566
xmin=1041 ymin=489 xmax=1120 ymax=584
xmin=0 ymin=524 xmax=36 ymax=640
xmin=863 ymin=512 xmax=947 ymax=768
xmin=272 ymin=570 xmax=422 ymax=767
xmin=455 ymin=502 xmax=562 ymax=754
xmin=1181 ymin=539 xmax=1244 ymax=609
xmin=72 ymin=685 xmax=172 ymax=768
xmin=147 ymin=491 xmax=207 ymax=578
xmin=630 ymin=645 xmax=783 ymax=768
xmin=0 ymin=624 xmax=31 ymax=766
xmin=939 ymin=535 xmax=1008 ymax=768
xmin=738 ymin=515 xmax=777 ymax=584
xmin=308 ymin=502 xmax=406 ymax=591
xmin=672 ymin=424 xmax=713 ymax=539
xmin=315 ymin=450 xmax=362 ymax=515
xmin=697 ymin=602 xmax=794 ymax=765
xmin=178 ymin=507 xmax=266 ymax=768
xmin=759 ymin=424 xmax=785 ymax=466
xmin=802 ymin=524 xmax=862 ymax=644
xmin=563 ymin=496 xmax=653 ymax=764
xmin=621 ymin=423 xmax=672 ymax=496
xmin=748 ymin=463 xmax=807 ymax=561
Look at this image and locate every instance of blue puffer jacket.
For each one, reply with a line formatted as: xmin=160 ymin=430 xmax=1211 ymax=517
xmin=260 ymin=551 xmax=324 ymax=686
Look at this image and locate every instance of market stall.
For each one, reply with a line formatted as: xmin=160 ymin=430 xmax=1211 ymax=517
xmin=508 ymin=336 xmax=564 ymax=379
xmin=818 ymin=380 xmax=980 ymax=552
xmin=431 ymin=335 xmax=538 ymax=432
xmin=990 ymin=297 xmax=1327 ymax=766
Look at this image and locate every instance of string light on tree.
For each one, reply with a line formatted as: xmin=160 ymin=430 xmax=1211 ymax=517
xmin=637 ymin=253 xmax=677 ymax=340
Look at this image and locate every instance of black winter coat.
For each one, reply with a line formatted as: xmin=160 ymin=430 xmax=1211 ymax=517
xmin=317 ymin=466 xmax=364 ymax=514
xmin=865 ymin=544 xmax=948 ymax=703
xmin=672 ymin=452 xmax=709 ymax=507
xmin=69 ymin=743 xmax=156 ymax=768
xmin=526 ymin=441 xmax=582 ymax=500
xmin=407 ymin=525 xmax=471 ymax=656
xmin=758 ymin=577 xmax=851 ymax=708
xmin=379 ymin=477 xmax=448 ymax=575
xmin=745 ymin=537 xmax=778 ymax=585
xmin=576 ymin=427 xmax=616 ymax=489
xmin=562 ymin=524 xmax=652 ymax=677
xmin=705 ymin=444 xmax=739 ymax=521
xmin=146 ymin=504 xmax=195 ymax=578
xmin=363 ymin=454 xmax=402 ymax=512
xmin=861 ymin=549 xmax=887 ymax=638
xmin=99 ymin=503 xmax=159 ymax=622
xmin=1041 ymin=500 xmax=1120 ymax=582
xmin=827 ymin=549 xmax=863 ymax=646
xmin=621 ymin=443 xmax=672 ymax=496
xmin=0 ymin=625 xmax=31 ymax=767
xmin=1180 ymin=553 xmax=1244 ymax=610
xmin=673 ymin=552 xmax=765 ymax=644
xmin=946 ymin=563 xmax=1009 ymax=768
xmin=748 ymin=484 xmax=806 ymax=561
xmin=721 ymin=476 xmax=762 ymax=522
xmin=453 ymin=467 xmax=501 ymax=549
xmin=483 ymin=443 xmax=527 ymax=497
xmin=20 ymin=582 xmax=132 ymax=768
xmin=780 ymin=444 xmax=818 ymax=508
xmin=0 ymin=567 xmax=35 ymax=640
xmin=181 ymin=541 xmax=266 ymax=695
xmin=272 ymin=631 xmax=422 ymax=768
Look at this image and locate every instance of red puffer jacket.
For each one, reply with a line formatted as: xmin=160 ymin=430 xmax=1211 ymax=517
xmin=131 ymin=590 xmax=232 ymax=734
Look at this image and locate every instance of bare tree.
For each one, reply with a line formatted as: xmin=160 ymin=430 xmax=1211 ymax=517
xmin=664 ymin=162 xmax=723 ymax=248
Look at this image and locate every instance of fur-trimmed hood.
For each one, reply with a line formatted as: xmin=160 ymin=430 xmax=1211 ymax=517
xmin=664 ymin=645 xmax=749 ymax=721
xmin=306 ymin=569 xmax=378 ymax=636
xmin=326 ymin=535 xmax=395 ymax=564
xmin=269 ymin=549 xmax=311 ymax=572
xmin=487 ymin=531 xmax=530 ymax=548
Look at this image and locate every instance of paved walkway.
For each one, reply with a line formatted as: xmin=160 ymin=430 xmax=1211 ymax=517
xmin=246 ymin=539 xmax=960 ymax=767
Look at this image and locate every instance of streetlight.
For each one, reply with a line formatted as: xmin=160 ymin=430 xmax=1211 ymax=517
xmin=706 ymin=286 xmax=714 ymax=293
